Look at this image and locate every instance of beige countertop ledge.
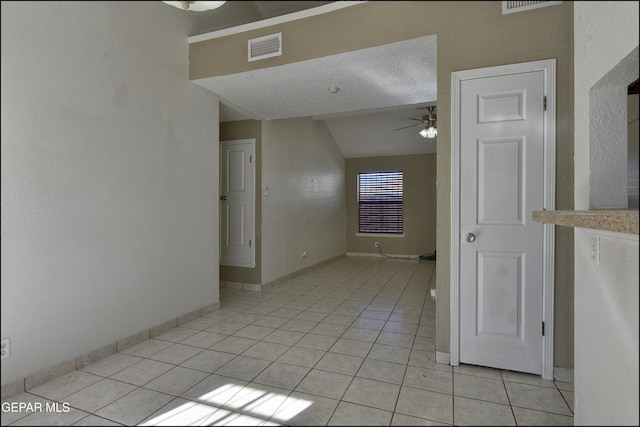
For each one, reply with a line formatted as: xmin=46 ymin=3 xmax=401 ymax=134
xmin=532 ymin=210 xmax=639 ymax=235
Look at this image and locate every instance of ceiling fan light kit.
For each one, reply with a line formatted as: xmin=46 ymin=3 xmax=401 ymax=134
xmin=420 ymin=125 xmax=437 ymax=139
xmin=162 ymin=1 xmax=226 ymax=12
xmin=393 ymin=105 xmax=437 ymax=140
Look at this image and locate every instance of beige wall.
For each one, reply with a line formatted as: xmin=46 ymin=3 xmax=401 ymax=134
xmin=261 ymin=118 xmax=346 ymax=284
xmin=346 ymin=154 xmax=436 ymax=256
xmin=1 ymin=1 xmax=220 ymax=386
xmin=191 ymin=1 xmax=574 ymax=369
xmin=220 ymin=119 xmax=262 ymax=285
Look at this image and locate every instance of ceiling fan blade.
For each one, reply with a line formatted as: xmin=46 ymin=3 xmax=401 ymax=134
xmin=407 ymin=118 xmax=424 ymax=122
xmin=392 ymin=123 xmax=425 ymax=131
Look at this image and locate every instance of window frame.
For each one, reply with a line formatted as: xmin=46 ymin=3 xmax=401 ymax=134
xmin=356 ymin=170 xmax=404 ymax=235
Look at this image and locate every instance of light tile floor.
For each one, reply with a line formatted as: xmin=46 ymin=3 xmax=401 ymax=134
xmin=1 ymin=256 xmax=574 ymax=426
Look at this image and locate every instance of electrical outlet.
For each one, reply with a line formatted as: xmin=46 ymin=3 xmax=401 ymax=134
xmin=374 ymin=241 xmax=379 ymax=248
xmin=301 ymin=250 xmax=307 ymax=259
xmin=1 ymin=338 xmax=9 ymax=360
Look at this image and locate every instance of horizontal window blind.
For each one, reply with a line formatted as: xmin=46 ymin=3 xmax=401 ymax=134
xmin=358 ymin=171 xmax=403 ymax=234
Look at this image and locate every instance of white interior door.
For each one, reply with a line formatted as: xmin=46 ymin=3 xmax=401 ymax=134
xmin=220 ymin=139 xmax=255 ymax=268
xmin=451 ymin=60 xmax=556 ymax=378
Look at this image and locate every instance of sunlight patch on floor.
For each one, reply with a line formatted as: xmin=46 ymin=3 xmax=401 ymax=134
xmin=140 ymin=383 xmax=313 ymax=425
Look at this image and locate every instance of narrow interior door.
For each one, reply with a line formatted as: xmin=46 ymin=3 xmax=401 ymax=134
xmin=220 ymin=139 xmax=255 ymax=268
xmin=459 ymin=70 xmax=545 ymax=374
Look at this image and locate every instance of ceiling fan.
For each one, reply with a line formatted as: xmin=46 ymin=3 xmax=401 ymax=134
xmin=393 ymin=105 xmax=438 ymax=139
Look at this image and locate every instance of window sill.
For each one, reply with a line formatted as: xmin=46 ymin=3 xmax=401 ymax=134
xmin=355 ymin=233 xmax=405 ymax=238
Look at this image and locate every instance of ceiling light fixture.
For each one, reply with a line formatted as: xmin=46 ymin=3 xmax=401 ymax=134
xmin=162 ymin=1 xmax=226 ymax=12
xmin=419 ymin=106 xmax=437 ymax=139
xmin=420 ymin=124 xmax=437 ymax=139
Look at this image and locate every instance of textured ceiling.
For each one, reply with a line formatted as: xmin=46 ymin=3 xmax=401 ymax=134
xmin=194 ymin=35 xmax=437 ymax=120
xmin=188 ymin=3 xmax=439 ymax=158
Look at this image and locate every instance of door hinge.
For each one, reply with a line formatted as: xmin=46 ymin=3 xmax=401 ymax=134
xmin=250 ymin=155 xmax=252 ymax=163
xmin=249 ymin=240 xmax=252 ymax=248
xmin=543 ymin=96 xmax=547 ymax=111
xmin=541 ymin=321 xmax=545 ymax=336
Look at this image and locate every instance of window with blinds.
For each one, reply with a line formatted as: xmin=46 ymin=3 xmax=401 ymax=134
xmin=357 ymin=171 xmax=403 ymax=234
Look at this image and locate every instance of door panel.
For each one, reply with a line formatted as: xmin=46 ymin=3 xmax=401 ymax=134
xmin=459 ymin=71 xmax=544 ymax=375
xmin=476 ymin=251 xmax=522 ymax=337
xmin=478 ymin=90 xmax=526 ymax=123
xmin=227 ymin=149 xmax=246 ymax=192
xmin=477 ymin=138 xmax=523 ymax=224
xmin=226 ymin=204 xmax=245 ymax=247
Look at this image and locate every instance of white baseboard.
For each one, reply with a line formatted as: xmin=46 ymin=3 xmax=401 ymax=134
xmin=554 ymin=366 xmax=574 ymax=383
xmin=1 ymin=302 xmax=221 ymax=400
xmin=222 ymin=281 xmax=261 ymax=291
xmin=436 ymin=351 xmax=451 ymax=365
xmin=346 ymin=252 xmax=420 ymax=259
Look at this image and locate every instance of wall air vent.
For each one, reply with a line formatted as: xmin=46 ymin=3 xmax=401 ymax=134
xmin=502 ymin=1 xmax=562 ymax=14
xmin=248 ymin=32 xmax=282 ymax=62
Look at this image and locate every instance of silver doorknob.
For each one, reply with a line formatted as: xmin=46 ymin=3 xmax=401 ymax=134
xmin=220 ymin=196 xmax=227 ymax=201
xmin=464 ymin=233 xmax=476 ymax=243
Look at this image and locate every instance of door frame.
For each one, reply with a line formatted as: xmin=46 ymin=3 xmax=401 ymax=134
xmin=450 ymin=59 xmax=556 ymax=380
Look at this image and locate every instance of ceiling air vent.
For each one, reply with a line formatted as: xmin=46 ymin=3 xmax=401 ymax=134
xmin=502 ymin=1 xmax=562 ymax=14
xmin=248 ymin=32 xmax=282 ymax=62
